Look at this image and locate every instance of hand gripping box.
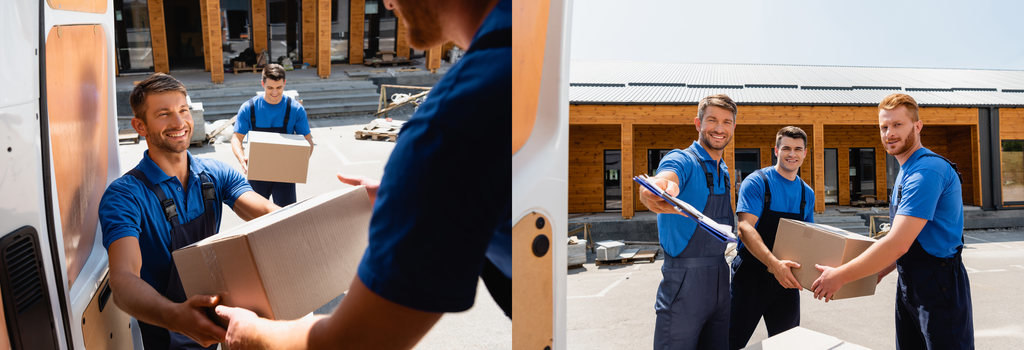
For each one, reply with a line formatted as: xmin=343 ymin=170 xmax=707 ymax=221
xmin=173 ymin=186 xmax=371 ymax=320
xmin=246 ymin=131 xmax=311 ymax=183
xmin=771 ymin=218 xmax=878 ymax=300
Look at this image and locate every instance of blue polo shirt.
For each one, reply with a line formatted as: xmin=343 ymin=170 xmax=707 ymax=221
xmin=98 ymin=151 xmax=252 ymax=291
xmin=356 ymin=0 xmax=511 ymax=313
xmin=655 ymin=141 xmax=731 ymax=257
xmin=736 ymin=166 xmax=815 ymax=225
xmin=233 ymin=95 xmax=311 ymax=135
xmin=891 ymin=148 xmax=964 ymax=258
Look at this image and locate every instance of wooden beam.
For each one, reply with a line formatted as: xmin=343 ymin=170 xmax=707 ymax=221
xmin=302 ymin=0 xmax=316 ymax=65
xmin=395 ymin=13 xmax=410 ymax=59
xmin=349 ymin=0 xmax=365 ymax=64
xmin=147 ymin=0 xmax=169 ymax=73
xmin=204 ymin=0 xmax=224 ymax=83
xmin=317 ymin=0 xmax=331 ymax=78
xmin=199 ymin=0 xmax=209 ymax=71
xmin=426 ymin=45 xmax=441 ymax=73
xmin=972 ymin=125 xmax=983 ymax=206
xmin=621 ymin=123 xmax=634 ymax=219
xmin=252 ymin=0 xmax=268 ymax=55
xmin=813 ymin=122 xmax=825 ymax=213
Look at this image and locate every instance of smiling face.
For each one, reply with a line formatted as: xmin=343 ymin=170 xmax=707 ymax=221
xmin=774 ymin=136 xmax=807 ymax=174
xmin=878 ymin=105 xmax=922 ymax=160
xmin=695 ymin=105 xmax=735 ymax=152
xmin=133 ymin=91 xmax=192 ymax=155
xmin=262 ymin=78 xmax=286 ymax=105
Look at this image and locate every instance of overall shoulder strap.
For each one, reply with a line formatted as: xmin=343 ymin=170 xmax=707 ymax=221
xmin=282 ymin=96 xmax=292 ymax=133
xmin=756 ymin=169 xmax=772 ymax=208
xmin=126 ymin=168 xmax=180 ymax=226
xmin=248 ymin=98 xmax=256 ymax=131
xmin=684 ymin=148 xmax=713 ymax=191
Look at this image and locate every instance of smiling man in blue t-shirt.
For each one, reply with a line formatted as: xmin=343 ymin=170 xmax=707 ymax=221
xmin=729 ymin=126 xmax=815 ymax=349
xmin=812 ymin=94 xmax=973 ymax=349
xmin=640 ymin=94 xmax=738 ymax=350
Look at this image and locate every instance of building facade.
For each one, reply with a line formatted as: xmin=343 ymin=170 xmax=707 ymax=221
xmin=568 ymin=62 xmax=1024 ymax=218
xmin=113 ymin=0 xmax=446 ymax=82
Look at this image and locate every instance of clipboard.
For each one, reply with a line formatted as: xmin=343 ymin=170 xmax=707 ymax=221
xmin=633 ymin=174 xmax=737 ymax=243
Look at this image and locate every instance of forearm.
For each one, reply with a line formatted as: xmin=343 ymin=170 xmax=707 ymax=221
xmin=233 ymin=191 xmax=280 ymax=221
xmin=231 ymin=136 xmax=245 ymax=162
xmin=305 ymin=134 xmax=314 ymax=153
xmin=110 ymin=269 xmax=178 ymax=329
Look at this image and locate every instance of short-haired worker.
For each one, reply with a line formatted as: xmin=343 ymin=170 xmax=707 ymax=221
xmin=729 ymin=126 xmax=815 ymax=349
xmin=230 ymin=63 xmax=314 ymax=207
xmin=813 ymin=93 xmax=973 ymax=349
xmin=639 ymin=94 xmax=737 ymax=350
xmin=98 ymin=73 xmax=279 ymax=349
xmin=212 ymin=0 xmax=511 ymax=348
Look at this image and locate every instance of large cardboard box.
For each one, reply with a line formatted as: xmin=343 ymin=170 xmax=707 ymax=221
xmin=772 ymin=219 xmax=878 ymax=300
xmin=246 ymin=131 xmax=311 ymax=183
xmin=173 ymin=186 xmax=371 ymax=320
xmin=744 ymin=327 xmax=868 ymax=349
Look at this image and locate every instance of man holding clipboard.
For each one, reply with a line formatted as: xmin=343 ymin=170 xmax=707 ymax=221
xmin=639 ymin=94 xmax=737 ymax=350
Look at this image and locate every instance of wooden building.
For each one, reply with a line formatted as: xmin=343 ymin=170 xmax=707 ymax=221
xmin=568 ymin=62 xmax=1024 ymax=218
xmin=113 ymin=0 xmax=444 ymax=82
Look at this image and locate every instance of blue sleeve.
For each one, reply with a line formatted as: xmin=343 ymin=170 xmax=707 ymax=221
xmin=804 ymin=186 xmax=815 ymax=223
xmin=356 ymin=46 xmax=511 ymax=313
xmin=736 ymin=174 xmax=765 ymax=218
xmin=233 ymin=101 xmax=251 ymax=134
xmin=896 ymin=169 xmax=942 ymax=221
xmin=98 ymin=180 xmax=143 ymax=249
xmin=208 ymin=160 xmax=252 ymax=208
xmin=656 ymin=150 xmax=689 ymax=189
xmin=293 ymin=104 xmax=311 ymax=136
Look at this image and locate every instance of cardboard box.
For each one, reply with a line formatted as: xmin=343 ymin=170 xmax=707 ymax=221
xmin=246 ymin=131 xmax=311 ymax=183
xmin=744 ymin=327 xmax=868 ymax=349
xmin=771 ymin=219 xmax=878 ymax=300
xmin=173 ymin=186 xmax=371 ymax=320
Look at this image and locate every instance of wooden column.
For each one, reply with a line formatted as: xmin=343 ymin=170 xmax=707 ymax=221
xmin=875 ymin=146 xmax=887 ymax=201
xmin=349 ymin=0 xmax=365 ymax=64
xmin=252 ymin=0 xmax=268 ymax=54
xmin=621 ymin=123 xmax=634 ymax=219
xmin=395 ymin=13 xmax=409 ymax=59
xmin=200 ymin=0 xmax=209 ymax=71
xmin=426 ymin=45 xmax=441 ymax=73
xmin=317 ymin=0 xmax=331 ymax=78
xmin=302 ymin=0 xmax=316 ymax=65
xmin=204 ymin=0 xmax=224 ymax=83
xmin=813 ymin=122 xmax=825 ymax=213
xmin=147 ymin=0 xmax=169 ymax=73
xmin=972 ymin=125 xmax=983 ymax=206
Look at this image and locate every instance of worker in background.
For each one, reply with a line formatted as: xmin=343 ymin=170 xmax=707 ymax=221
xmin=639 ymin=94 xmax=737 ymax=350
xmin=729 ymin=126 xmax=815 ymax=349
xmin=214 ymin=0 xmax=511 ymax=348
xmin=230 ymin=63 xmax=314 ymax=207
xmin=99 ymin=73 xmax=280 ymax=349
xmin=812 ymin=93 xmax=974 ymax=349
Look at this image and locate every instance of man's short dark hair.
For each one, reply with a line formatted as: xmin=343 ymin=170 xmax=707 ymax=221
xmin=129 ymin=73 xmax=187 ymax=120
xmin=697 ymin=94 xmax=738 ymax=121
xmin=775 ymin=126 xmax=808 ymax=148
xmin=262 ymin=64 xmax=286 ymax=82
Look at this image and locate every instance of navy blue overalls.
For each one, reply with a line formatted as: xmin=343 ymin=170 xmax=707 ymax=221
xmin=728 ymin=169 xmax=802 ymax=349
xmin=247 ymin=96 xmax=297 ymax=206
xmin=128 ymin=168 xmax=220 ymax=350
xmin=654 ymin=149 xmax=734 ymax=350
xmin=891 ymin=153 xmax=974 ymax=350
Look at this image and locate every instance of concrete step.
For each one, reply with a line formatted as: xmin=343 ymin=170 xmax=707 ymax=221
xmin=815 ymin=216 xmax=867 ymax=224
xmin=304 ymin=101 xmax=380 ymax=117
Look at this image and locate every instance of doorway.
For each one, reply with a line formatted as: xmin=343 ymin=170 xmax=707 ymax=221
xmin=825 ymin=149 xmax=838 ymax=204
xmin=363 ymin=0 xmax=397 ymax=59
xmin=268 ymin=0 xmax=302 ymax=64
xmin=604 ymin=150 xmax=622 ymax=211
xmin=163 ymin=0 xmax=204 ymax=69
xmin=849 ymin=148 xmax=876 ymax=202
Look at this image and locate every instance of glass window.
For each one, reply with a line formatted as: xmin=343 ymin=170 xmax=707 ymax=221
xmin=330 ymin=0 xmax=350 ymax=62
xmin=605 ymin=150 xmax=621 ymax=211
xmin=734 ymin=149 xmax=760 ymax=185
xmin=1002 ymin=140 xmax=1024 ymax=203
xmin=647 ymin=149 xmax=672 ymax=176
xmin=268 ymin=0 xmax=301 ymax=63
xmin=114 ymin=0 xmax=155 ymax=72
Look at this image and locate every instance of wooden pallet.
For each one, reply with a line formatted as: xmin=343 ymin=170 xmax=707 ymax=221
xmin=568 ymin=264 xmax=584 ymax=270
xmin=595 ymin=249 xmax=658 ymax=266
xmin=117 ymin=130 xmax=139 ymax=144
xmin=354 ymin=119 xmax=404 ymax=142
xmin=354 ymin=130 xmax=398 ymax=142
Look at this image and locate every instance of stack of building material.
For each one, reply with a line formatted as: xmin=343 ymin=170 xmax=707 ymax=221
xmin=595 ymin=240 xmax=625 ymax=261
xmin=568 ymin=237 xmax=586 ymax=268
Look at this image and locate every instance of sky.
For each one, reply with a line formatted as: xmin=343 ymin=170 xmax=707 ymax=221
xmin=570 ymin=0 xmax=1024 ymax=70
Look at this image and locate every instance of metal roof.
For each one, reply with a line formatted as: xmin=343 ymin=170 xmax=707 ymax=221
xmin=569 ymin=62 xmax=1024 ymax=106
